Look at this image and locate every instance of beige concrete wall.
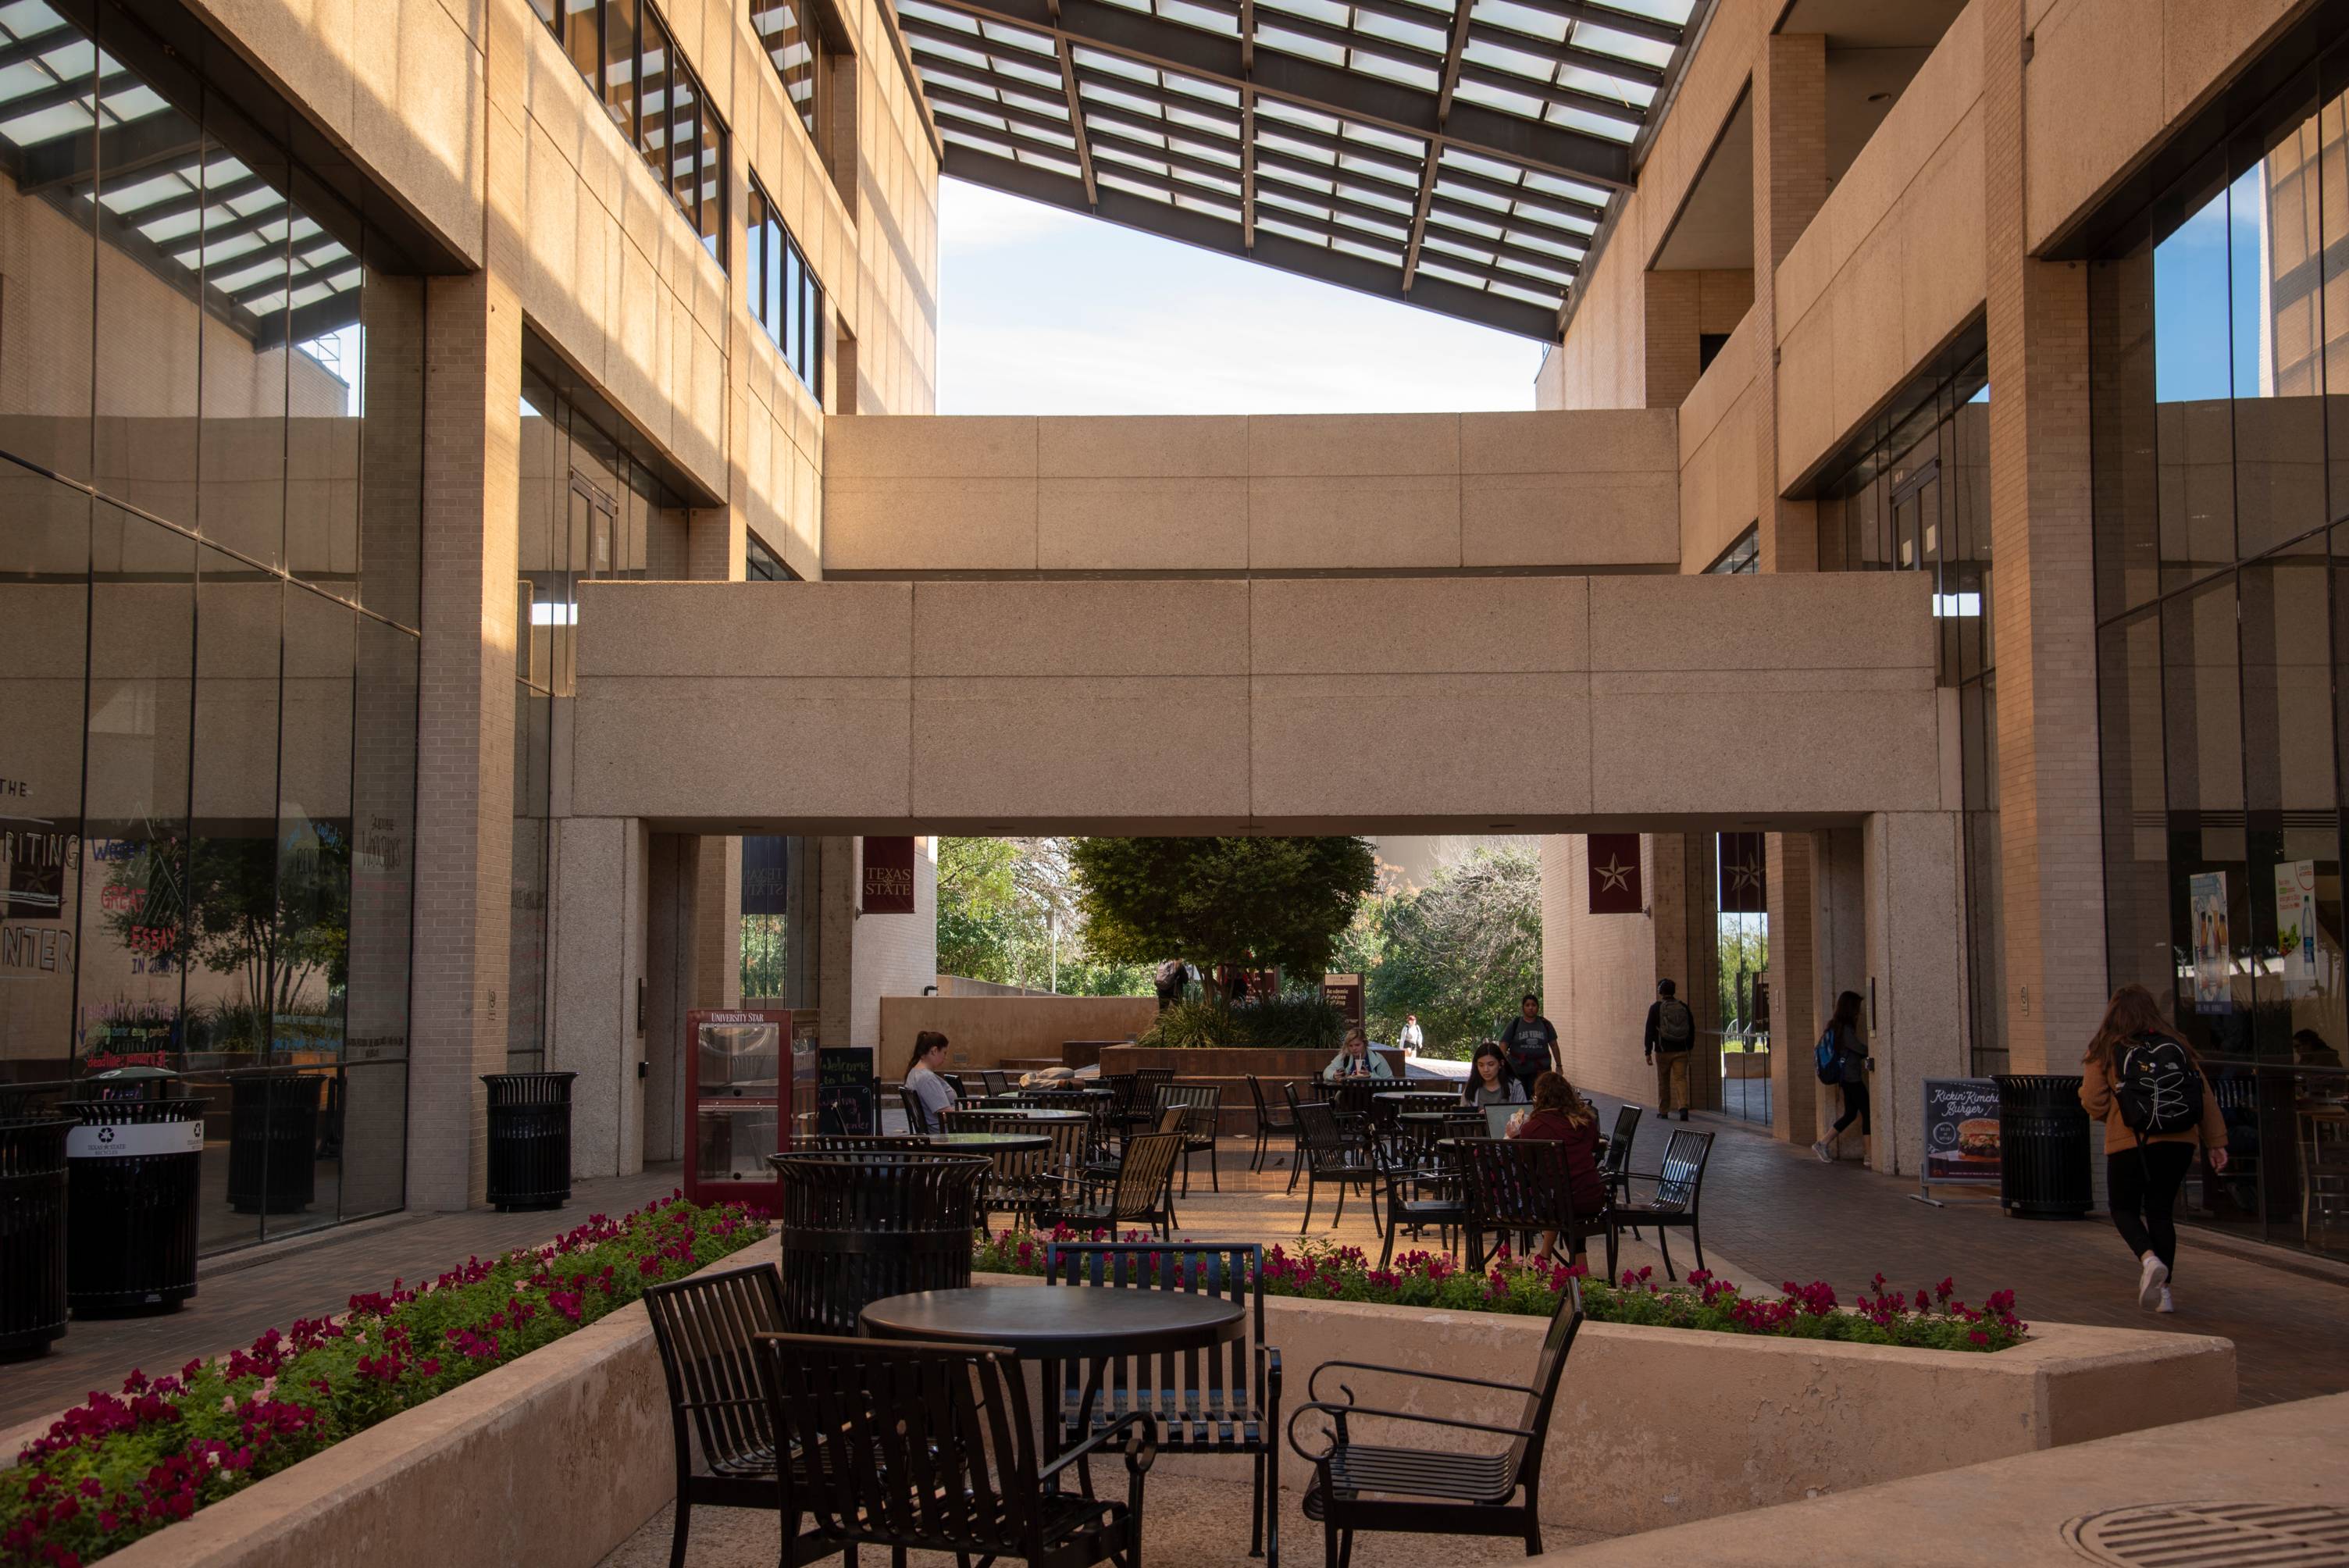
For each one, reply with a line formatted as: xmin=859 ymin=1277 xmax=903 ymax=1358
xmin=1542 ymin=833 xmax=1664 ymax=1109
xmin=848 ymin=835 xmax=939 ymax=1049
xmin=571 ymin=572 xmax=1947 ymax=832
xmin=1773 ymin=0 xmax=1987 ymax=488
xmin=2023 ymin=0 xmax=2304 ymax=252
xmin=879 ymin=994 xmax=1162 ymax=1074
xmin=820 ymin=411 xmax=1682 ymax=574
xmin=1676 ymin=307 xmax=1763 ymax=572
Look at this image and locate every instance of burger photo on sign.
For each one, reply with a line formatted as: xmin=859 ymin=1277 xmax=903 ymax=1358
xmin=1956 ymin=1118 xmax=2001 ymax=1160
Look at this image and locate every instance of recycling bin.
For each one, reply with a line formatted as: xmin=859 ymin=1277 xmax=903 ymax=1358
xmin=66 ymin=1093 xmax=205 ymax=1313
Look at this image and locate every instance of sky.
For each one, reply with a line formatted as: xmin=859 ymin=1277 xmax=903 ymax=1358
xmin=935 ymin=178 xmax=1549 ymax=415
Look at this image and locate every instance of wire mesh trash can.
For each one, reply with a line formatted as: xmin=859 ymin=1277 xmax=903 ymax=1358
xmin=226 ymin=1068 xmax=322 ymax=1215
xmin=770 ymin=1151 xmax=990 ymax=1335
xmin=1994 ymin=1074 xmax=2093 ymax=1219
xmin=2 ymin=1113 xmax=72 ymax=1356
xmin=482 ymin=1071 xmax=577 ymax=1212
xmin=67 ymin=1095 xmax=205 ymax=1314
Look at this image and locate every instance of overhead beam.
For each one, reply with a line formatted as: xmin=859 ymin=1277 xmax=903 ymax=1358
xmin=1052 ymin=32 xmax=1099 ymax=205
xmin=1402 ymin=0 xmax=1474 ymax=291
xmin=942 ymin=143 xmax=1562 ymax=337
xmin=918 ymin=0 xmax=1632 ymax=188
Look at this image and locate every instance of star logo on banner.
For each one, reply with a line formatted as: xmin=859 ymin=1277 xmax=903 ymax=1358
xmin=1727 ymin=862 xmax=1763 ymax=896
xmin=1595 ymin=856 xmax=1634 ymax=893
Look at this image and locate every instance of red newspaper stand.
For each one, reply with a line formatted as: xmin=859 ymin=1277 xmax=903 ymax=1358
xmin=683 ymin=1007 xmax=816 ymax=1206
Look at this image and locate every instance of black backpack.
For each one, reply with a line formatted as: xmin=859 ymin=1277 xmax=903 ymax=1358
xmin=1656 ymin=996 xmax=1694 ymax=1047
xmin=2113 ymin=1034 xmax=2204 ymax=1137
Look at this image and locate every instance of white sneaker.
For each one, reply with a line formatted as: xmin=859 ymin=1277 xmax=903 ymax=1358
xmin=2156 ymin=1288 xmax=2175 ymax=1313
xmin=2137 ymin=1253 xmax=2169 ymax=1310
xmin=1812 ymin=1139 xmax=1833 ymax=1162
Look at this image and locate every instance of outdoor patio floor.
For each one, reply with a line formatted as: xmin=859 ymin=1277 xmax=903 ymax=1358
xmin=599 ymin=1471 xmax=1611 ymax=1568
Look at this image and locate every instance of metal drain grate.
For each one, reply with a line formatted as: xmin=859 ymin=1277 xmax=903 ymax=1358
xmin=2065 ymin=1501 xmax=2349 ymax=1566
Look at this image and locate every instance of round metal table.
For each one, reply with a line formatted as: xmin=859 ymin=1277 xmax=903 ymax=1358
xmin=861 ymin=1283 xmax=1243 ymax=1359
xmin=914 ymin=1131 xmax=1051 ymax=1153
xmin=949 ymin=1106 xmax=1090 ymax=1122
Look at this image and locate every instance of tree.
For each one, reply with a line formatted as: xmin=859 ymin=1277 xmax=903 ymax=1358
xmin=1071 ymin=836 xmax=1378 ymax=999
xmin=936 ymin=837 xmax=1151 ymax=995
xmin=1362 ymin=845 xmax=1541 ymax=1058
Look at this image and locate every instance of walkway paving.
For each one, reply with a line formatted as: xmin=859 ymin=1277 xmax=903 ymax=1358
xmin=1594 ymin=1096 xmax=2349 ymax=1409
xmin=0 ymin=1164 xmax=685 ymax=1446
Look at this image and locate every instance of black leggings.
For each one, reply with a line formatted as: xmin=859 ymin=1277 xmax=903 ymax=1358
xmin=2108 ymin=1142 xmax=2195 ymax=1279
xmin=1831 ymin=1078 xmax=1870 ymax=1135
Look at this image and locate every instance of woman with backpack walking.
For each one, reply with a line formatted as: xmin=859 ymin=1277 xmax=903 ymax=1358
xmin=2080 ymin=984 xmax=2230 ymax=1313
xmin=1810 ymin=990 xmax=1872 ymax=1162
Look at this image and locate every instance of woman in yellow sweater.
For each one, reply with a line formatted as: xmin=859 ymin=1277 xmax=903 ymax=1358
xmin=2077 ymin=985 xmax=2229 ymax=1315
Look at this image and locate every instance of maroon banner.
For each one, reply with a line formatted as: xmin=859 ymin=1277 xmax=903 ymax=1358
xmin=861 ymin=836 xmax=917 ymax=914
xmin=1720 ymin=832 xmax=1767 ymax=914
xmin=1586 ymin=834 xmax=1643 ymax=914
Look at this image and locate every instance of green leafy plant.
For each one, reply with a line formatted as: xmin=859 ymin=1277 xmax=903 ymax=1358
xmin=974 ymin=1228 xmax=2027 ymax=1352
xmin=2 ymin=1197 xmax=769 ymax=1568
xmin=1359 ymin=846 xmax=1542 ymax=1058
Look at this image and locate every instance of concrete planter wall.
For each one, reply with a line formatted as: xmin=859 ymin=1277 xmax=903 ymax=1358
xmin=1097 ymin=1044 xmax=1410 ymax=1131
xmin=89 ymin=1245 xmax=2233 ymax=1566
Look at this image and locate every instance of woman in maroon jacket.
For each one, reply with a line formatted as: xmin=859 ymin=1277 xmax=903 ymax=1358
xmin=1507 ymin=1071 xmax=1608 ymax=1269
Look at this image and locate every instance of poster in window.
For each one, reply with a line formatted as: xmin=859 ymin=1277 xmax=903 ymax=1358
xmin=2276 ymin=860 xmax=2318 ymax=1001
xmin=2189 ymin=871 xmax=2230 ymax=1013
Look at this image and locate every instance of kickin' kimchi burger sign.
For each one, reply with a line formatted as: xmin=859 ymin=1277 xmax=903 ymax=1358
xmin=861 ymin=836 xmax=917 ymax=914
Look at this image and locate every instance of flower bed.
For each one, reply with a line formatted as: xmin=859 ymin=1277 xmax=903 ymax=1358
xmin=2 ymin=1196 xmax=769 ymax=1568
xmin=973 ymin=1228 xmax=2029 ymax=1352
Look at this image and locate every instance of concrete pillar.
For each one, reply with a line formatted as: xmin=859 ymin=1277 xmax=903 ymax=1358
xmin=551 ymin=816 xmax=647 ymax=1178
xmin=818 ymin=836 xmax=857 ymax=1049
xmin=405 ymin=268 xmax=522 ymax=1211
xmin=1766 ymin=832 xmax=1820 ymax=1143
xmin=643 ymin=832 xmax=696 ymax=1164
xmin=1862 ymin=812 xmax=1969 ymax=1174
xmin=1752 ymin=30 xmax=1827 ymax=576
xmin=1982 ymin=0 xmax=2107 ymax=1071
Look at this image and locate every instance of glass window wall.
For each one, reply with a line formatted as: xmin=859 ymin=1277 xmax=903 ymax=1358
xmin=0 ymin=1 xmax=422 ymax=1256
xmin=536 ymin=0 xmax=727 ymax=262
xmin=2090 ymin=41 xmax=2349 ymax=1261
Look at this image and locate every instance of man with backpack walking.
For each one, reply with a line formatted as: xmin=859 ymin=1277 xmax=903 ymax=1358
xmin=2079 ymin=984 xmax=2230 ymax=1313
xmin=1643 ymin=979 xmax=1695 ymax=1121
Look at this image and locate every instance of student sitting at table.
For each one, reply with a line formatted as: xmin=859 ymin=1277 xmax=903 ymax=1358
xmin=1323 ymin=1027 xmax=1394 ymax=1081
xmin=1462 ymin=1041 xmax=1528 ymax=1107
xmin=1507 ymin=1071 xmax=1606 ymax=1270
xmin=903 ymin=1030 xmax=960 ymax=1131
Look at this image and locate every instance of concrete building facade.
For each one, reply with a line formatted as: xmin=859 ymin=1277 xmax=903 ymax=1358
xmin=0 ymin=0 xmax=2342 ymax=1264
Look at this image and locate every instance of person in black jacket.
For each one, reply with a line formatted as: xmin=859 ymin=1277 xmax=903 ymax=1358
xmin=1499 ymin=993 xmax=1558 ymax=1098
xmin=1643 ymin=978 xmax=1696 ymax=1121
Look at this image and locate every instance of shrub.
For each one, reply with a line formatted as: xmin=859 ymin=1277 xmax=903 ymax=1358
xmin=973 ymin=1228 xmax=2027 ymax=1352
xmin=2 ymin=1196 xmax=769 ymax=1568
xmin=1137 ymin=995 xmax=1346 ymax=1049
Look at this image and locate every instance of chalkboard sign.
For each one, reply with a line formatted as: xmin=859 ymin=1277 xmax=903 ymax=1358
xmin=818 ymin=1047 xmax=875 ymax=1136
xmin=1920 ymin=1078 xmax=2002 ymax=1188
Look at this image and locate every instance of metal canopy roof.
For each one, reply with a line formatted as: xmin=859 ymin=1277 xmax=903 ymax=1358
xmin=896 ymin=0 xmax=1706 ymax=338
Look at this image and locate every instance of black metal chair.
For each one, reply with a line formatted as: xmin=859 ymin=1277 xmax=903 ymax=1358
xmin=1601 ymin=1104 xmax=1642 ymax=1232
xmin=1324 ymin=1079 xmax=1380 ymax=1125
xmin=642 ymin=1263 xmax=793 ymax=1568
xmin=1043 ymin=1129 xmax=1183 ymax=1239
xmin=1045 ymin=1242 xmax=1283 ymax=1567
xmin=769 ymin=1150 xmax=992 ymax=1333
xmin=1246 ymin=1074 xmax=1298 ymax=1174
xmin=896 ymin=1082 xmax=944 ymax=1135
xmin=1295 ymin=1102 xmax=1384 ymax=1236
xmin=1456 ymin=1138 xmax=1592 ymax=1271
xmin=755 ymin=1331 xmax=1157 ymax=1568
xmin=1155 ymin=1082 xmax=1223 ymax=1195
xmin=1606 ymin=1128 xmax=1713 ymax=1281
xmin=1278 ymin=1082 xmax=1314 ymax=1192
xmin=1375 ymin=1122 xmax=1471 ymax=1269
xmin=1289 ymin=1275 xmax=1583 ymax=1563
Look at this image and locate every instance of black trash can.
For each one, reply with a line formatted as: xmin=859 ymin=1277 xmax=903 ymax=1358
xmin=770 ymin=1151 xmax=990 ymax=1335
xmin=1994 ymin=1074 xmax=2094 ymax=1219
xmin=482 ymin=1071 xmax=577 ymax=1212
xmin=66 ymin=1094 xmax=205 ymax=1314
xmin=226 ymin=1068 xmax=321 ymax=1215
xmin=1 ymin=1113 xmax=72 ymax=1356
